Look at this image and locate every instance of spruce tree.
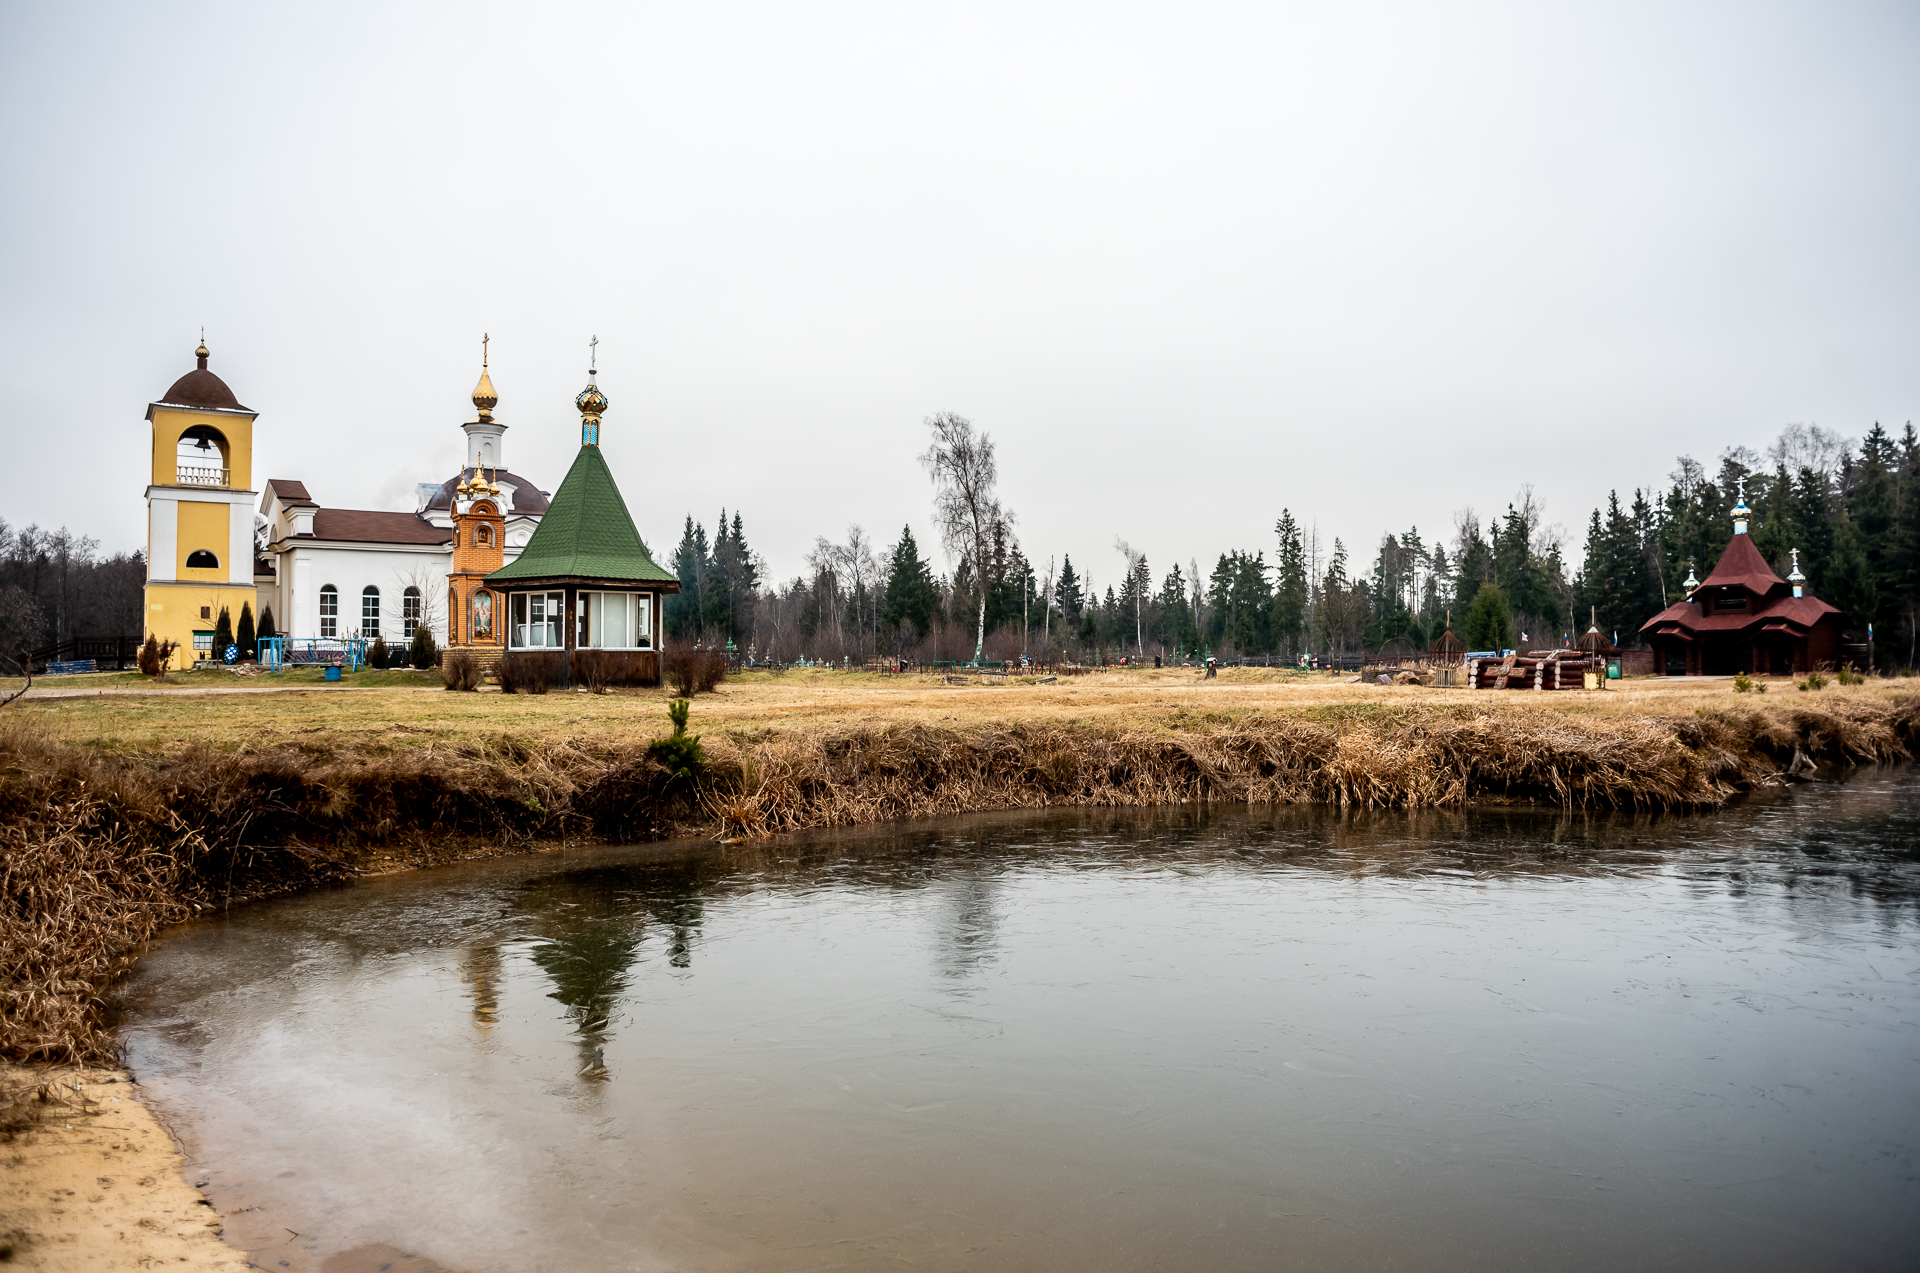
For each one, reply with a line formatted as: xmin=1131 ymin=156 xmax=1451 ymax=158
xmin=1155 ymin=563 xmax=1198 ymax=652
xmin=236 ymin=602 xmax=256 ymax=660
xmin=1464 ymin=584 xmax=1512 ymax=652
xmin=1272 ymin=510 xmax=1309 ymax=659
xmin=667 ymin=515 xmax=708 ymax=640
xmin=212 ymin=606 xmax=233 ymax=660
xmin=1053 ymin=555 xmax=1084 ymax=625
xmin=408 ymin=622 xmax=436 ymax=670
xmin=881 ymin=525 xmax=938 ymax=642
xmin=257 ymin=604 xmax=277 ymax=645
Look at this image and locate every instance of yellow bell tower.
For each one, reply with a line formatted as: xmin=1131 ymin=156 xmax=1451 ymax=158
xmin=143 ymin=341 xmax=260 ymax=668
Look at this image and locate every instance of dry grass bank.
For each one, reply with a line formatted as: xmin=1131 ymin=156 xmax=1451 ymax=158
xmin=3 ymin=670 xmax=1917 ymax=1063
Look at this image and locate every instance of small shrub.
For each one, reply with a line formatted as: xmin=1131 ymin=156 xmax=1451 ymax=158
xmin=1733 ymin=672 xmax=1753 ymax=693
xmin=1754 ymin=681 xmax=1767 ymax=693
xmin=574 ymin=649 xmax=611 ymax=695
xmin=1806 ymin=669 xmax=1829 ymax=691
xmin=368 ymin=637 xmax=390 ymax=670
xmin=136 ymin=635 xmax=178 ymax=677
xmin=649 ymin=699 xmax=706 ymax=799
xmin=408 ymin=625 xmax=437 ymax=670
xmin=1836 ymin=663 xmax=1864 ymax=686
xmin=442 ymin=650 xmax=481 ymax=691
xmin=664 ymin=643 xmax=728 ymax=696
xmin=499 ymin=652 xmax=551 ymax=695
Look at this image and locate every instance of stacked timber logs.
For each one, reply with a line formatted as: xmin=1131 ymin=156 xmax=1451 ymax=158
xmin=1467 ymin=651 xmax=1609 ymax=690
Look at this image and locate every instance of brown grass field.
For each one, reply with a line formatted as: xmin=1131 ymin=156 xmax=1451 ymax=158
xmin=3 ymin=665 xmax=1917 ymax=1062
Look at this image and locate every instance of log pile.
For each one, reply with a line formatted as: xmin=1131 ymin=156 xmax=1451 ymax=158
xmin=1467 ymin=651 xmax=1609 ymax=690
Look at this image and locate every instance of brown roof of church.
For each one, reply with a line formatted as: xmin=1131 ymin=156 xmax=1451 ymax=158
xmin=1639 ymin=531 xmax=1841 ymax=640
xmin=1698 ymin=532 xmax=1786 ymax=595
xmin=159 ymin=370 xmax=247 ymax=411
xmin=267 ymin=478 xmax=316 ymax=507
xmin=308 ymin=509 xmax=453 ymax=546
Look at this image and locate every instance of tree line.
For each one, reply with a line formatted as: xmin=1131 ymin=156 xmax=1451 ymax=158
xmin=0 ymin=519 xmax=144 ymax=670
xmin=7 ymin=418 xmax=1916 ymax=675
xmin=660 ymin=417 xmax=1920 ymax=671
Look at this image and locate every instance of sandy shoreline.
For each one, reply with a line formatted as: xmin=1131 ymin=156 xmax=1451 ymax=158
xmin=0 ymin=1065 xmax=246 ymax=1270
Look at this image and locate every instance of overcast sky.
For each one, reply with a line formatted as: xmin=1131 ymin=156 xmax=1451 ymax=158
xmin=3 ymin=2 xmax=1916 ymax=591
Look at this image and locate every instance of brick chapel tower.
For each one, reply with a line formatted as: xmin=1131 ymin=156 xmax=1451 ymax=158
xmin=446 ymin=339 xmax=507 ymax=658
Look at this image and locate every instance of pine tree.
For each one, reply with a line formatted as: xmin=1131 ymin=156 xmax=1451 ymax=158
xmin=1155 ymin=563 xmax=1198 ymax=653
xmin=667 ymin=516 xmax=708 ymax=640
xmin=1464 ymin=584 xmax=1512 ymax=652
xmin=256 ymin=604 xmax=277 ymax=646
xmin=1272 ymin=510 xmax=1309 ymax=660
xmin=881 ymin=525 xmax=938 ymax=642
xmin=236 ymin=602 xmax=255 ymax=660
xmin=1054 ymin=555 xmax=1084 ymax=625
xmin=212 ymin=606 xmax=233 ymax=660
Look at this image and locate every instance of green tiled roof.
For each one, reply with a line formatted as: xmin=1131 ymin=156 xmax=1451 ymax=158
xmin=487 ymin=445 xmax=678 ymax=586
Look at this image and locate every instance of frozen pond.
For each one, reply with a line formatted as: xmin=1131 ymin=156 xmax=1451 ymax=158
xmin=119 ymin=770 xmax=1920 ymax=1271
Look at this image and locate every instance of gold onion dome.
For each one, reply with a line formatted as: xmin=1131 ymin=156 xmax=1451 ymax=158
xmin=576 ymin=379 xmax=608 ymax=418
xmin=471 ymin=332 xmax=498 ymax=421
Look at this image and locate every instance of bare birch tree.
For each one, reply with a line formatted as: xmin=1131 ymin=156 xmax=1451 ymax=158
xmin=1114 ymin=537 xmax=1147 ymax=654
xmin=830 ymin=525 xmax=879 ymax=659
xmin=920 ymin=412 xmax=1013 ymax=664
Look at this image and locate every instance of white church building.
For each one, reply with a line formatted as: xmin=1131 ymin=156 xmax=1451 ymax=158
xmin=255 ymin=353 xmax=551 ymax=646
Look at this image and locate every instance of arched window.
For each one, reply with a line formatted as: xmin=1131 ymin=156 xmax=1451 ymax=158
xmin=451 ymin=527 xmax=460 ymax=548
xmin=174 ymin=425 xmax=230 ymax=485
xmin=319 ymin=585 xmax=338 ymax=637
xmin=362 ymin=586 xmax=381 ymax=636
xmin=477 ymin=525 xmax=493 ymax=546
xmin=448 ymin=585 xmax=460 ymax=644
xmin=402 ymin=586 xmax=422 ymax=637
xmin=185 ymin=549 xmax=220 ymax=569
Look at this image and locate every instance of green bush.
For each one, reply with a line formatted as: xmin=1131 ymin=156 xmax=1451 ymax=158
xmin=408 ymin=624 xmax=436 ymax=670
xmin=1733 ymin=672 xmax=1753 ymax=693
xmin=1462 ymin=584 xmax=1512 ymax=653
xmin=368 ymin=637 xmax=390 ymax=670
xmin=649 ymin=699 xmax=706 ymax=798
xmin=1836 ymin=663 xmax=1864 ymax=685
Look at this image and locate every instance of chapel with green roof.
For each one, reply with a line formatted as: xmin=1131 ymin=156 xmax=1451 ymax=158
xmin=485 ymin=357 xmax=678 ymax=685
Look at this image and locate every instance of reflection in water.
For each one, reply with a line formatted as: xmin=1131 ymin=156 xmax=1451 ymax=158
xmin=933 ymin=870 xmax=1001 ymax=982
xmin=115 ymin=768 xmax=1920 ymax=1273
xmin=459 ymin=942 xmax=501 ymax=1031
xmin=516 ymin=860 xmax=725 ymax=1077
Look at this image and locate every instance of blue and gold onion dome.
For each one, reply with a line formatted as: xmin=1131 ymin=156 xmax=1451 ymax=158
xmin=576 ymin=378 xmax=608 ymax=418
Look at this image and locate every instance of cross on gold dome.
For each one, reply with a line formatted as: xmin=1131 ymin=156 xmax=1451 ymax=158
xmin=471 ymin=332 xmax=499 ymax=421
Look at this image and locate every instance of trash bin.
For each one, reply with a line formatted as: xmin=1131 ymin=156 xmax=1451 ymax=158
xmin=1606 ymin=659 xmax=1622 ymax=680
xmin=324 ymin=665 xmax=342 ymax=682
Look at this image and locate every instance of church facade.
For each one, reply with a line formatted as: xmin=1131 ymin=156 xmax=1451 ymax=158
xmin=253 ymin=347 xmax=553 ymax=652
xmin=140 ymin=338 xmax=671 ymax=669
xmin=1639 ymin=490 xmax=1843 ymax=676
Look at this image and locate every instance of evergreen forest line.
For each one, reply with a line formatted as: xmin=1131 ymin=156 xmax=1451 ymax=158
xmin=665 ymin=421 xmax=1920 ymax=669
xmin=3 ymin=421 xmax=1916 ymax=673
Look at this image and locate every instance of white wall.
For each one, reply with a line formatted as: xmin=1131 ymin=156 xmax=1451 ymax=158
xmin=278 ymin=543 xmax=453 ymax=644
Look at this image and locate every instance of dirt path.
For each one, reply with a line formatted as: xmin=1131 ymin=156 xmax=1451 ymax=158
xmin=17 ymin=684 xmax=379 ymax=699
xmin=0 ymin=1066 xmax=247 ymax=1270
